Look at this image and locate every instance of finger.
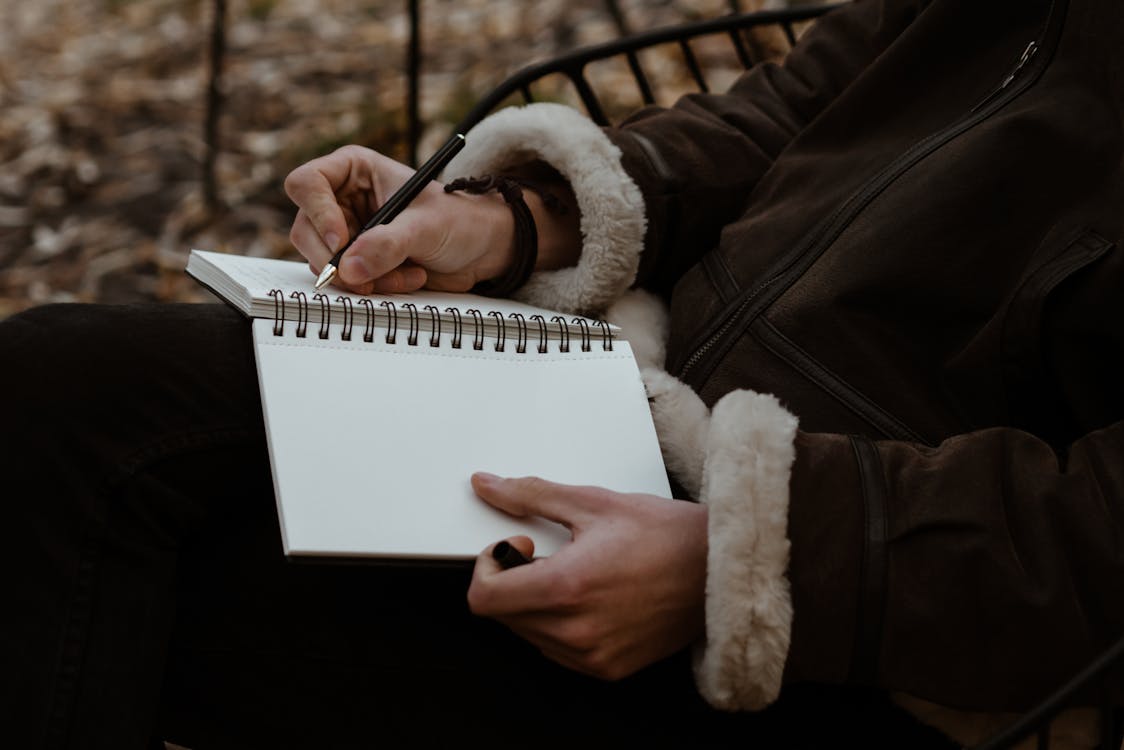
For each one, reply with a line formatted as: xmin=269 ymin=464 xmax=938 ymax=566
xmin=289 ymin=210 xmax=335 ymax=269
xmin=489 ymin=537 xmax=535 ymax=571
xmin=321 ymin=265 xmax=426 ymax=297
xmin=368 ymin=263 xmax=428 ymax=294
xmin=485 ymin=617 xmax=585 ymax=672
xmin=471 ymin=536 xmax=536 ymax=583
xmin=536 ymin=645 xmax=600 ymax=679
xmin=470 ymin=473 xmax=606 ymax=531
xmin=284 ymin=156 xmax=358 ymax=256
xmin=422 ymin=269 xmax=477 ymax=293
xmin=468 ymin=543 xmax=566 ymax=617
xmin=497 ymin=615 xmax=614 ymax=679
xmin=336 ymin=258 xmax=428 ymax=295
xmin=504 ymin=623 xmax=590 ymax=669
xmin=500 ymin=611 xmax=600 ymax=654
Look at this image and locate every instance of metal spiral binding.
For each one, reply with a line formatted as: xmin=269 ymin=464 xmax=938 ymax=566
xmin=312 ymin=293 xmax=331 ymax=339
xmin=402 ymin=303 xmax=419 ymax=346
xmin=269 ymin=289 xmax=285 ymax=336
xmin=466 ymin=309 xmax=485 ymax=350
xmin=593 ymin=320 xmax=613 ymax=352
xmin=509 ymin=313 xmax=527 ymax=354
xmin=571 ymin=317 xmax=591 ymax=352
xmin=265 ymin=293 xmax=613 ymax=354
xmin=445 ymin=307 xmax=463 ymax=349
xmin=487 ymin=310 xmax=506 ymax=352
xmin=336 ymin=295 xmax=353 ymax=341
xmin=529 ymin=314 xmax=548 ymax=353
xmin=380 ymin=301 xmax=397 ymax=344
xmin=424 ymin=305 xmax=441 ymax=347
xmin=358 ymin=298 xmax=376 ymax=343
xmin=289 ymin=291 xmax=309 ymax=338
xmin=550 ymin=315 xmax=570 ymax=353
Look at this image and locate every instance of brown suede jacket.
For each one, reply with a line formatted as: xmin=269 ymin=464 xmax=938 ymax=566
xmin=605 ymin=0 xmax=1124 ymax=711
xmin=444 ymin=0 xmax=1123 ymax=719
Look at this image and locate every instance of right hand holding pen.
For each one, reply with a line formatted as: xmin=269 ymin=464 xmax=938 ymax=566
xmin=284 ymin=145 xmax=516 ymax=295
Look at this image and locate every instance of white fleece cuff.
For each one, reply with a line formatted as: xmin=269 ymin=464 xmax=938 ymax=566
xmin=694 ymin=390 xmax=798 ymax=711
xmin=443 ymin=103 xmax=646 ymax=315
xmin=642 ymin=368 xmax=710 ymax=497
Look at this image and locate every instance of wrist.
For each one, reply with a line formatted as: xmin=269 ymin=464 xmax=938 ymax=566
xmin=474 ymin=191 xmax=519 ymax=283
xmin=444 ymin=175 xmax=544 ymax=297
xmin=525 ymin=187 xmax=581 ymax=272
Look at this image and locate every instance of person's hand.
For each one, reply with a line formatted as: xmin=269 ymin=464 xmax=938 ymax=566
xmin=467 ymin=473 xmax=708 ymax=681
xmin=284 ymin=145 xmax=517 ymax=295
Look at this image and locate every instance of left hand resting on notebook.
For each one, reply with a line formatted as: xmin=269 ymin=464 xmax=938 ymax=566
xmin=467 ymin=472 xmax=707 ymax=681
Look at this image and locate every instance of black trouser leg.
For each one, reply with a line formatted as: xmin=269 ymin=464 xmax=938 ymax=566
xmin=1 ymin=303 xmax=270 ymax=748
xmin=0 ymin=304 xmax=711 ymax=748
xmin=0 ymin=303 xmax=955 ymax=750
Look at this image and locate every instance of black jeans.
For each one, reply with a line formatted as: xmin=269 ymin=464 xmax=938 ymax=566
xmin=1 ymin=303 xmax=954 ymax=749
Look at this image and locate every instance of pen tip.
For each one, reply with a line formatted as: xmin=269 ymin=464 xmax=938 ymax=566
xmin=314 ymin=265 xmax=337 ymax=290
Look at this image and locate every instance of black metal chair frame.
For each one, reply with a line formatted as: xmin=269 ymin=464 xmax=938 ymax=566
xmin=974 ymin=634 xmax=1123 ymax=750
xmin=455 ymin=4 xmax=842 ymax=134
xmin=445 ymin=5 xmax=1124 ymax=748
xmin=405 ymin=0 xmax=831 ymax=163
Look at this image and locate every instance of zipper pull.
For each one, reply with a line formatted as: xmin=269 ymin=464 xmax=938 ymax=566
xmin=999 ymin=41 xmax=1039 ymax=90
xmin=971 ymin=40 xmax=1039 ymax=113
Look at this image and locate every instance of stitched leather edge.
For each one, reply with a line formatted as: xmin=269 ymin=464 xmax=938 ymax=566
xmin=849 ymin=434 xmax=889 ymax=686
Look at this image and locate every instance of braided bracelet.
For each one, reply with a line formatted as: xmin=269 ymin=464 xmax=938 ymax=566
xmin=444 ymin=175 xmax=564 ymax=298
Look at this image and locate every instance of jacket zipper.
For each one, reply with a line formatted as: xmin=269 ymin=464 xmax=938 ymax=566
xmin=677 ymin=6 xmax=1061 ymax=388
xmin=970 ymin=41 xmax=1038 ymax=114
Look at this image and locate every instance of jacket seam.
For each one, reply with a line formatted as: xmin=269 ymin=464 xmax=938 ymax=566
xmin=999 ymin=228 xmax=1114 ymax=414
xmin=624 ymin=130 xmax=678 ymax=186
xmin=702 ymin=252 xmax=741 ymax=304
xmin=849 ymin=434 xmax=889 ymax=687
xmin=753 ymin=317 xmax=928 ymax=443
xmin=44 ymin=529 xmax=101 ymax=750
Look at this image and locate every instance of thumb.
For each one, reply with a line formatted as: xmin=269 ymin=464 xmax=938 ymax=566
xmin=471 ymin=473 xmax=602 ymax=532
xmin=338 ymin=215 xmax=427 ymax=289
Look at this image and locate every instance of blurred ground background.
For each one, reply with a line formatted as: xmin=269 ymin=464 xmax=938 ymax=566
xmin=0 ymin=0 xmax=818 ymax=317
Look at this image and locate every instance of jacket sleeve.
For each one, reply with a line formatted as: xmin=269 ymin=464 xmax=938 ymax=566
xmin=645 ymin=369 xmax=1124 ymax=713
xmin=783 ymin=420 xmax=1124 ymax=711
xmin=784 ymin=242 xmax=1124 ymax=710
xmin=646 ymin=235 xmax=1124 ymax=713
xmin=444 ymin=0 xmax=929 ymax=314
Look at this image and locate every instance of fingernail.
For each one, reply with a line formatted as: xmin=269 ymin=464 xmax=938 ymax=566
xmin=324 ymin=232 xmax=340 ymax=252
xmin=341 ymin=254 xmax=373 ymax=282
xmin=473 ymin=471 xmax=500 ymax=487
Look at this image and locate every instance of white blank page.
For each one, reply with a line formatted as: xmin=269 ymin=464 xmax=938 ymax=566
xmin=252 ymin=318 xmax=670 ymax=560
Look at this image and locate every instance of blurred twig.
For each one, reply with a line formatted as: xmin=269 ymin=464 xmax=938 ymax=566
xmin=603 ymin=0 xmax=632 ymax=35
xmin=407 ymin=0 xmax=420 ymax=166
xmin=203 ymin=0 xmax=228 ymax=209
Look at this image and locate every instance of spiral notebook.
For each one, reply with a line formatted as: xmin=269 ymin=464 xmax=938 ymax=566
xmin=186 ymin=249 xmax=671 ymax=561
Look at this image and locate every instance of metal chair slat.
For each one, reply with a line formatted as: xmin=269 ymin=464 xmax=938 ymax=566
xmin=678 ymin=39 xmax=709 ymax=92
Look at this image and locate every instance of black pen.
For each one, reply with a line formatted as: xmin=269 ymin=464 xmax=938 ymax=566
xmin=314 ymin=132 xmax=467 ymax=290
xmin=492 ymin=540 xmax=532 ymax=570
